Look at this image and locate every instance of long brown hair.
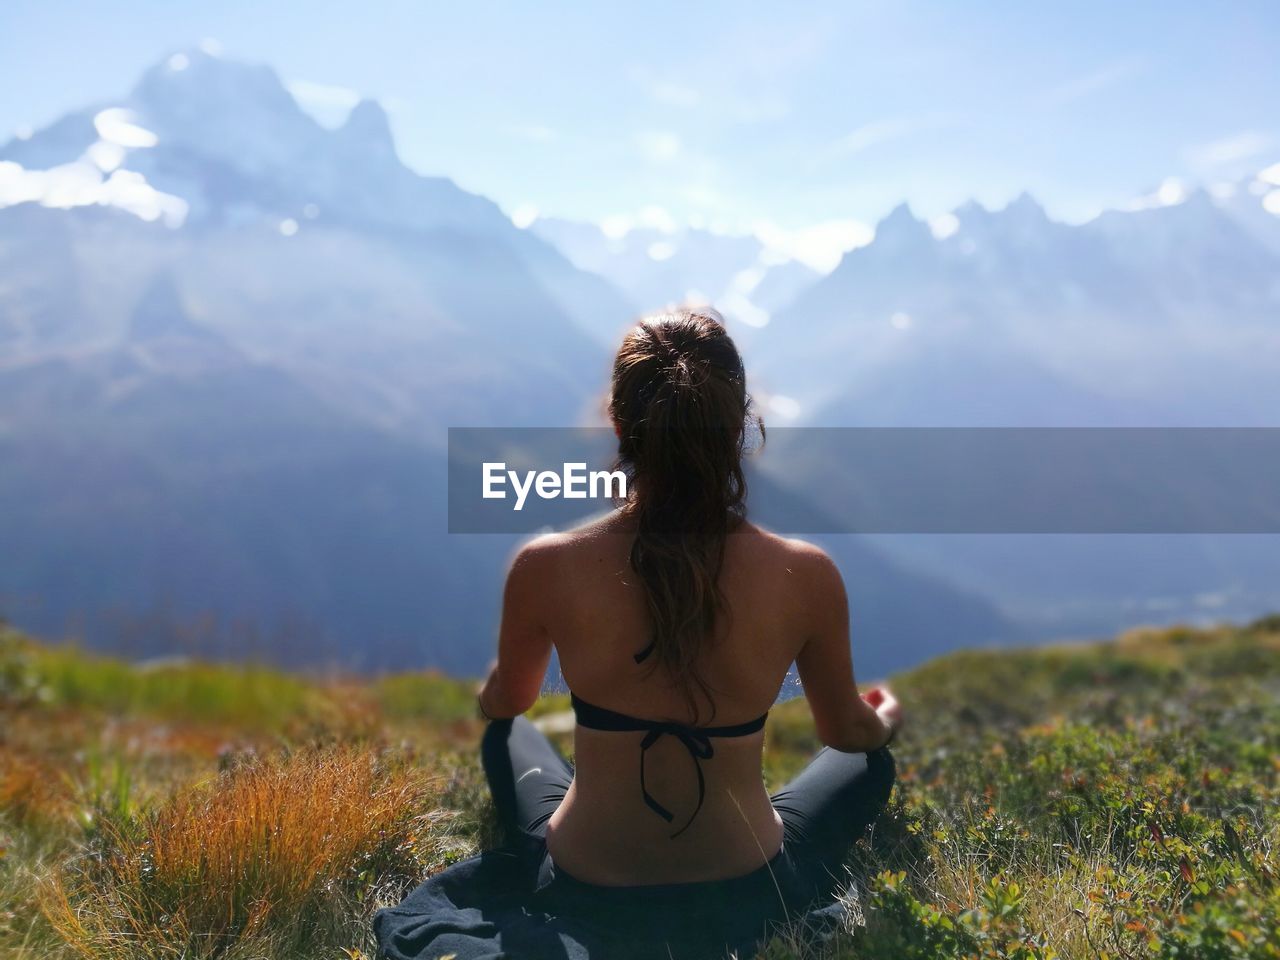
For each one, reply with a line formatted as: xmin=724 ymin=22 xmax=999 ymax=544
xmin=609 ymin=307 xmax=762 ymax=721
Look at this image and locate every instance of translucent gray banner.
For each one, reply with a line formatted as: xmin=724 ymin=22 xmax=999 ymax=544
xmin=447 ymin=427 xmax=1280 ymax=534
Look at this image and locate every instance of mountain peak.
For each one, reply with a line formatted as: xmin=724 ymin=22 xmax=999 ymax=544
xmin=998 ymin=191 xmax=1051 ymax=233
xmin=338 ymin=99 xmax=395 ymax=152
xmin=873 ymin=201 xmax=932 ymax=247
xmin=133 ymin=48 xmax=298 ymax=117
xmin=881 ymin=200 xmax=919 ymax=225
xmin=1005 ymin=190 xmax=1047 ymax=217
xmin=124 ymin=50 xmax=323 ymax=180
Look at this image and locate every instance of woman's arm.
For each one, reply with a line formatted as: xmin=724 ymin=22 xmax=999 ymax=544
xmin=476 ymin=537 xmax=557 ymax=719
xmin=792 ymin=541 xmax=902 ymax=752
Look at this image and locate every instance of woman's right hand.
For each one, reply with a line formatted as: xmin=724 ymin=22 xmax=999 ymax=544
xmin=861 ymin=685 xmax=903 ymax=744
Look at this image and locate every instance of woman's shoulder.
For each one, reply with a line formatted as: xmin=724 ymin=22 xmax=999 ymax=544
xmin=506 ymin=510 xmax=630 ymax=573
xmin=729 ymin=524 xmax=844 ymax=605
xmin=735 ymin=522 xmax=836 ymax=566
xmin=510 ymin=516 xmax=841 ymax=593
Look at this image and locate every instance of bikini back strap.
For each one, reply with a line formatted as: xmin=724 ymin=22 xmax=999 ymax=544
xmin=570 ymin=692 xmax=768 ymax=837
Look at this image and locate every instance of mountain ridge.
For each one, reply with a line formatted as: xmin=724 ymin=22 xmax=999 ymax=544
xmin=0 ymin=50 xmax=1019 ymax=677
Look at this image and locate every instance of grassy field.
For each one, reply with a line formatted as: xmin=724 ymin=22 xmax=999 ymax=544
xmin=1 ymin=618 xmax=1277 ymax=959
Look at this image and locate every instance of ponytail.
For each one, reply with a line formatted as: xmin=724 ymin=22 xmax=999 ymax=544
xmin=609 ymin=308 xmax=761 ymax=722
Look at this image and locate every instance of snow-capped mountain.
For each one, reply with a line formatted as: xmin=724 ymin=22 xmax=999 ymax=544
xmin=530 ymin=216 xmax=820 ymax=337
xmin=0 ymin=48 xmax=633 ymax=671
xmin=747 ymin=176 xmax=1280 ymax=427
xmin=735 ymin=174 xmax=1280 ymax=641
xmin=0 ymin=49 xmax=1018 ymax=676
xmin=0 ymin=46 xmax=634 ymax=354
xmin=3 ymin=47 xmax=499 ymax=231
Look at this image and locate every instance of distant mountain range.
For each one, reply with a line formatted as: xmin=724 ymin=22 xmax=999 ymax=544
xmin=738 ymin=175 xmax=1280 ymax=639
xmin=0 ymin=48 xmax=1033 ymax=677
xmin=524 ymin=154 xmax=1280 ymax=640
xmin=0 ymin=48 xmax=632 ymax=432
xmin=746 ymin=188 xmax=1280 ymax=427
xmin=2 ymin=48 xmax=1277 ymax=673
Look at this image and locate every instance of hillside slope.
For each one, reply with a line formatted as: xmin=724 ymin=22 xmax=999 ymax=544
xmin=1 ymin=617 xmax=1277 ymax=959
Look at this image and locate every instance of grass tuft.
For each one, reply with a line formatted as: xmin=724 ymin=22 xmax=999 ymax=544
xmin=42 ymin=748 xmax=447 ymax=959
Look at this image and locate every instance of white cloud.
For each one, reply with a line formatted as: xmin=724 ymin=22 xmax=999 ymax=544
xmin=1162 ymin=181 xmax=1187 ymax=209
xmin=594 ymin=206 xmax=678 ymax=238
xmin=1043 ymin=57 xmax=1146 ymax=106
xmin=168 ymin=53 xmax=189 ymax=72
xmin=1125 ymin=176 xmax=1188 ymax=211
xmin=766 ymin=394 xmax=802 ymax=419
xmin=279 ymin=218 xmax=299 ymax=236
xmin=1258 ymin=162 xmax=1280 ymax=187
xmin=821 ymin=113 xmax=959 ymax=164
xmin=721 ymin=292 xmax=770 ymax=328
xmin=600 ymin=215 xmax=632 ymax=239
xmin=287 ymin=79 xmax=365 ymax=129
xmin=287 ymin=79 xmax=361 ymax=110
xmin=830 ymin=118 xmax=920 ymax=158
xmin=647 ymin=240 xmax=676 ymax=261
xmin=509 ymin=203 xmax=539 ymax=229
xmin=730 ymin=266 xmax=765 ymax=293
xmin=635 ymin=130 xmax=681 ymax=163
xmin=1263 ymin=190 xmax=1280 ymax=217
xmin=99 ymin=170 xmax=187 ymax=226
xmin=721 ymin=267 xmax=771 ymax=328
xmin=1186 ymin=131 xmax=1272 ymax=172
xmin=637 ymin=205 xmax=678 ymax=233
xmin=93 ymin=108 xmax=158 ymax=148
xmin=929 ymin=212 xmax=960 ymax=240
xmin=753 ymin=218 xmax=873 ymax=273
xmin=0 ymin=160 xmax=47 ymax=205
xmin=86 ymin=140 xmax=125 ymax=173
xmin=0 ymin=159 xmax=187 ymax=228
xmin=1157 ymin=178 xmax=1187 ymax=206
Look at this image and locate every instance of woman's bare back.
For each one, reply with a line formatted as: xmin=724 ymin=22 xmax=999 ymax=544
xmin=530 ymin=510 xmax=819 ymax=885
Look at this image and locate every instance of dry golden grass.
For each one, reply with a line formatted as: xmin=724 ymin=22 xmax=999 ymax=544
xmin=0 ymin=750 xmax=70 ymax=827
xmin=42 ymin=747 xmax=449 ymax=960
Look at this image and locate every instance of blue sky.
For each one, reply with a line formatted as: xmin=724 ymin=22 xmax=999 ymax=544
xmin=2 ymin=0 xmax=1277 ymax=262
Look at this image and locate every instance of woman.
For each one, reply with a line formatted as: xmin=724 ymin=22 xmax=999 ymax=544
xmin=473 ymin=308 xmax=901 ymax=945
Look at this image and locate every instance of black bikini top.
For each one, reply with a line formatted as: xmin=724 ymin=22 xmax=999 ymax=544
xmin=570 ymin=640 xmax=769 ymax=838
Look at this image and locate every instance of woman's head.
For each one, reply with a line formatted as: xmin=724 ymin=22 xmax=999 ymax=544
xmin=609 ymin=307 xmax=762 ymax=720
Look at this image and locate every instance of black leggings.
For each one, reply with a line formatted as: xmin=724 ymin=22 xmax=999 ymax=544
xmin=481 ymin=715 xmax=895 ymax=906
